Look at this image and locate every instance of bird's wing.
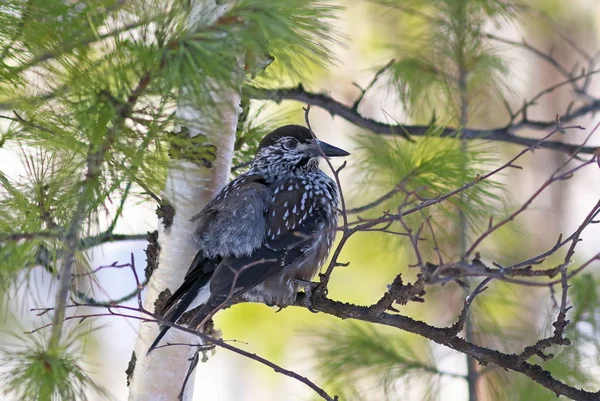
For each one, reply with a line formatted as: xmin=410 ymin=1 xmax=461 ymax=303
xmin=147 ymin=249 xmax=218 ymax=354
xmin=191 ymin=174 xmax=272 ymax=259
xmin=147 ymin=175 xmax=272 ymax=353
xmin=158 ymin=250 xmax=219 ymax=317
xmin=206 ymin=177 xmax=327 ymax=303
xmin=159 ymin=174 xmax=271 ymax=317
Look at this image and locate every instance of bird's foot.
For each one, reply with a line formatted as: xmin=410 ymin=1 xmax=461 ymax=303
xmin=295 ymin=279 xmax=319 ymax=313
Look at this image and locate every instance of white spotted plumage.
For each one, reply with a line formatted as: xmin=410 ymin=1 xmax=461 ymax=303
xmin=149 ymin=125 xmax=346 ymax=353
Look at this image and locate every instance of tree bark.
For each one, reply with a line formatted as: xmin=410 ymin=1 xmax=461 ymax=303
xmin=128 ymin=2 xmax=240 ymax=400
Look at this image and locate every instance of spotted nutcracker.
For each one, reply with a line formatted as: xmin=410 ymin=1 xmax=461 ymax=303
xmin=147 ymin=125 xmax=349 ymax=353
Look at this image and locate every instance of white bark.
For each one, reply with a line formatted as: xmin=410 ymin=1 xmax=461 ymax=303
xmin=128 ymin=2 xmax=239 ymax=400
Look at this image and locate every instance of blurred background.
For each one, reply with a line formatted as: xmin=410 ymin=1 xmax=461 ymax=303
xmin=1 ymin=0 xmax=600 ymax=400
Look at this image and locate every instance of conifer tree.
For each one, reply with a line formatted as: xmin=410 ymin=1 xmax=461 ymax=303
xmin=1 ymin=1 xmax=599 ymax=400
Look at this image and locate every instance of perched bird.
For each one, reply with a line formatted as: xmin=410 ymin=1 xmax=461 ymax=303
xmin=148 ymin=125 xmax=349 ymax=353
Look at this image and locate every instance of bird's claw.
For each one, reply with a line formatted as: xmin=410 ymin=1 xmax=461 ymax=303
xmin=295 ymin=279 xmax=319 ymax=313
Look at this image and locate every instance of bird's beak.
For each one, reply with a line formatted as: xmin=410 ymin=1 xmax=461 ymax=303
xmin=316 ymin=140 xmax=350 ymax=157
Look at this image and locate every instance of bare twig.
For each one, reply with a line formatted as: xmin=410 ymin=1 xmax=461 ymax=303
xmin=346 ymin=125 xmax=584 ymax=233
xmin=346 ymin=175 xmax=412 ymax=214
xmin=351 ymin=59 xmax=395 ymax=111
xmin=486 ymin=35 xmax=573 ymax=84
xmin=303 ymin=106 xmax=351 ymax=291
xmin=248 ymin=85 xmax=599 ymax=155
xmin=507 ymin=68 xmax=600 ymax=128
xmin=32 ymin=299 xmax=338 ymax=401
xmin=464 ymin=122 xmax=599 ymax=258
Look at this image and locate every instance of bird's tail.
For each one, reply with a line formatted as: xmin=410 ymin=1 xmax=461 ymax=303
xmin=146 ymin=279 xmax=206 ymax=354
xmin=186 ymin=295 xmax=227 ymax=330
xmin=147 ymin=292 xmax=225 ymax=355
xmin=147 ymin=249 xmax=215 ymax=354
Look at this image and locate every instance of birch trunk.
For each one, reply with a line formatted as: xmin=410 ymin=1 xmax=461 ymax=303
xmin=128 ymin=2 xmax=239 ymax=400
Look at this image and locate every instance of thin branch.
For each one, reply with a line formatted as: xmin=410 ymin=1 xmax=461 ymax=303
xmin=508 ymin=68 xmax=600 ymax=128
xmin=304 ymin=106 xmax=351 ymax=292
xmin=346 ymin=125 xmax=584 ymax=232
xmin=351 ymin=59 xmax=395 ymax=111
xmin=33 ymin=301 xmax=338 ymax=401
xmin=0 ymin=231 xmax=61 ymax=242
xmin=449 ymin=277 xmax=492 ymax=335
xmin=48 ymin=141 xmax=111 ymax=348
xmin=486 ymin=35 xmax=573 ymax=84
xmin=47 ymin=72 xmax=152 ymax=348
xmin=248 ymin=85 xmax=599 ymax=155
xmin=292 ymin=295 xmax=600 ymax=401
xmin=346 ymin=175 xmax=411 ymax=214
xmin=464 ymin=122 xmax=599 ymax=258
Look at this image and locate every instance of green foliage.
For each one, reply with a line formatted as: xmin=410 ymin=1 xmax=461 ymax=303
xmin=354 ymin=127 xmax=503 ymax=248
xmin=232 ymin=0 xmax=340 ymax=81
xmin=0 ymin=149 xmax=85 ymax=284
xmin=0 ymin=332 xmax=110 ymax=401
xmin=311 ymin=322 xmax=450 ymax=401
xmin=0 ymin=1 xmax=340 ymax=395
xmin=0 ymin=0 xmax=340 ymax=280
xmin=373 ymin=0 xmax=513 ymax=122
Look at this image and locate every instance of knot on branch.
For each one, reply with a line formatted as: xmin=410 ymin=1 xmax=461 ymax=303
xmin=313 ymin=281 xmax=329 ymax=302
xmin=144 ymin=230 xmax=160 ymax=280
xmin=521 ymin=338 xmax=561 ymax=361
xmin=156 ymin=200 xmax=175 ymax=229
xmin=368 ymin=274 xmax=426 ymax=317
xmin=520 ymin=322 xmax=571 ymax=361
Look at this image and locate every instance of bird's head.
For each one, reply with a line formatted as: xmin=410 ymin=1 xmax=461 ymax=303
xmin=250 ymin=125 xmax=349 ymax=180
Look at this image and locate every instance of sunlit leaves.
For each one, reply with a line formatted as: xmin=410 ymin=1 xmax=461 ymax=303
xmin=312 ymin=323 xmax=447 ymax=401
xmin=354 ymin=128 xmax=503 ymax=233
xmin=375 ymin=0 xmax=514 ymax=121
xmin=0 ymin=333 xmax=109 ymax=401
xmin=232 ymin=0 xmax=340 ymax=81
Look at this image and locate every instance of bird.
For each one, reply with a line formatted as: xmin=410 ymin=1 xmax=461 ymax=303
xmin=148 ymin=124 xmax=349 ymax=353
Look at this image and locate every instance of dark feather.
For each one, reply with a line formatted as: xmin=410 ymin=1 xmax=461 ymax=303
xmin=191 ymin=174 xmax=271 ymax=259
xmin=148 ymin=175 xmax=270 ymax=353
xmin=147 ymin=250 xmax=218 ymax=354
xmin=187 ymin=177 xmax=328 ymax=326
xmin=187 ymin=251 xmax=283 ymax=328
xmin=257 ymin=125 xmax=313 ymax=150
xmin=147 ymin=126 xmax=343 ymax=352
xmin=160 ymin=249 xmax=219 ymax=317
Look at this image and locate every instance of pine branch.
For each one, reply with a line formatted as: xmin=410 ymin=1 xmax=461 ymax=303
xmin=0 ymin=231 xmax=146 ymax=247
xmin=48 ymin=135 xmax=111 ymax=349
xmin=0 ymin=231 xmax=60 ymax=242
xmin=247 ymin=85 xmax=599 ymax=155
xmin=292 ymin=294 xmax=600 ymax=401
xmin=11 ymin=19 xmax=151 ymax=77
xmin=47 ymin=72 xmax=151 ymax=349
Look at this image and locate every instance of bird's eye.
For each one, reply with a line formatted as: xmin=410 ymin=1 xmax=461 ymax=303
xmin=284 ymin=139 xmax=297 ymax=149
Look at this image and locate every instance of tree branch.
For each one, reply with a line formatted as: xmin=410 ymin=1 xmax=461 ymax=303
xmin=47 ymin=72 xmax=151 ymax=348
xmin=247 ymin=85 xmax=599 ymax=155
xmin=292 ymin=295 xmax=600 ymax=401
